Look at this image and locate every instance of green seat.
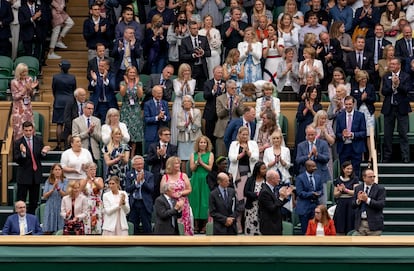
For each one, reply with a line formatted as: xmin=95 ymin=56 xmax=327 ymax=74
xmin=186 ymin=160 xmax=192 ymax=178
xmin=205 ymin=221 xmax=213 ymax=236
xmin=278 ymin=113 xmax=288 ymax=143
xmin=55 ymin=229 xmax=63 ymax=235
xmin=128 ymin=221 xmax=134 ymax=235
xmin=282 ymin=221 xmax=294 ymax=235
xmin=35 ymin=203 xmax=46 ymax=226
xmin=14 ymin=56 xmax=40 ymax=78
xmin=326 ymin=180 xmax=334 ymax=208
xmin=139 ymin=74 xmax=150 ymax=88
xmin=0 ymin=75 xmax=10 ymax=101
xmin=273 ymin=6 xmax=285 ymax=21
xmin=321 ymin=93 xmax=330 ymax=102
xmin=193 ymin=92 xmax=205 ymax=102
xmin=0 ymin=55 xmax=14 ymax=77
xmin=333 ymin=159 xmax=340 ymax=180
xmin=33 ymin=111 xmax=44 ymax=137
xmin=178 ymin=222 xmax=185 ymax=235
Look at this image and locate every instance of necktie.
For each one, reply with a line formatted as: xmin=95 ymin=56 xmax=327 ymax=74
xmin=123 ymin=41 xmax=130 ymax=68
xmin=193 ymin=37 xmax=198 ymax=48
xmin=20 ymin=221 xmax=25 ymax=236
xmin=216 ymin=81 xmax=222 ymax=95
xmin=229 ymin=96 xmax=233 ymax=119
xmin=30 ymin=5 xmax=35 ymax=16
xmin=79 ymin=103 xmax=83 ymax=116
xmin=87 ymin=118 xmax=90 ymax=128
xmin=309 ymin=142 xmax=314 ymax=159
xmin=87 ymin=118 xmax=92 ymax=149
xmin=361 ymin=186 xmax=370 ymax=212
xmin=28 ymin=138 xmax=37 ymax=171
xmin=347 ymin=114 xmax=352 ymax=131
xmin=325 ymin=45 xmax=329 ymax=54
xmin=376 ymin=39 xmax=381 ymax=63
xmin=365 ymin=186 xmax=369 ymax=196
xmin=160 ymin=78 xmax=165 ymax=86
xmin=358 ymin=52 xmax=363 ymax=69
xmin=223 ymin=188 xmax=228 ymax=202
xmin=309 ymin=175 xmax=314 ymax=191
xmin=169 ymin=198 xmax=176 ymax=227
xmin=408 ymin=39 xmax=413 ymax=57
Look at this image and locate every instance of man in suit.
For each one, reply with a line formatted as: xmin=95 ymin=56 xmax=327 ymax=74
xmin=345 ymin=35 xmax=375 ymax=83
xmin=395 ymin=25 xmax=414 ymax=73
xmin=223 ymin=106 xmax=256 ymax=151
xmin=125 ymin=155 xmax=154 ymax=235
xmin=2 ymin=201 xmax=43 ymax=235
xmin=179 ymin=21 xmax=211 ymax=92
xmin=295 ymin=160 xmax=323 ymax=235
xmin=86 ymin=43 xmax=112 ymax=82
xmin=63 ymin=88 xmax=87 ymax=149
xmin=88 ymin=58 xmax=118 ymax=124
xmin=13 ymin=121 xmax=51 ymax=214
xmin=143 ymin=64 xmax=174 ymax=104
xmin=0 ymin=0 xmax=13 ymax=57
xmin=381 ymin=58 xmax=412 ymax=163
xmin=296 ymin=125 xmax=331 ymax=205
xmin=336 ymin=96 xmax=367 ymax=177
xmin=72 ymin=101 xmax=102 ymax=161
xmin=209 ymin=172 xmax=238 ymax=235
xmin=203 ymin=65 xmax=225 ymax=151
xmin=258 ymin=170 xmax=292 ymax=235
xmin=143 ymin=85 xmax=171 ymax=152
xmin=146 ymin=127 xmax=177 ymax=200
xmin=352 ymin=168 xmax=386 ymax=236
xmin=214 ymin=80 xmax=245 ymax=157
xmin=153 ymin=182 xmax=184 ymax=235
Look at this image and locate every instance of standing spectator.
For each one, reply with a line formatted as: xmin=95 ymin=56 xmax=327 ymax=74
xmin=115 ymin=7 xmax=143 ymax=43
xmin=206 ymin=156 xmax=230 ymax=191
xmin=244 ymin=161 xmax=266 ymax=235
xmin=103 ymin=128 xmax=130 ymax=186
xmin=378 ymin=44 xmax=395 ymax=99
xmin=327 ymin=83 xmax=348 ymax=122
xmin=304 ymin=0 xmax=330 ymax=27
xmin=196 ymin=0 xmax=225 ymax=28
xmin=352 ymin=0 xmax=381 ymax=41
xmin=254 ymin=82 xmax=281 ymax=139
xmin=258 ymin=169 xmax=292 ymax=235
xmin=146 ymin=0 xmax=175 ymax=32
xmin=167 ymin=12 xmax=190 ymax=73
xmin=223 ymin=0 xmax=248 ymax=24
xmin=171 ymin=64 xmax=196 ymax=145
xmin=13 ymin=121 xmax=51 ymax=214
xmin=221 ymin=6 xmax=248 ymax=58
xmin=188 ymin=135 xmax=214 ymax=234
xmin=125 ymin=155 xmax=154 ymax=235
xmin=101 ymin=108 xmax=130 ymax=146
xmin=278 ymin=13 xmax=300 ymax=54
xmin=47 ymin=0 xmax=74 ymax=59
xmin=10 ymin=0 xmax=20 ymax=59
xmin=86 ymin=43 xmax=112 ymax=82
xmin=209 ymin=172 xmax=238 ymax=235
xmin=60 ymin=180 xmax=88 ymax=235
xmin=11 ymin=63 xmax=38 ymax=141
xmin=52 ymin=60 xmax=77 ymax=151
xmin=262 ymin=24 xmax=284 ymax=83
xmin=381 ymin=58 xmax=412 ymax=163
xmin=329 ymin=21 xmax=354 ymax=64
xmin=199 ymin=14 xmax=222 ymax=79
xmin=224 ymin=106 xmax=257 ymax=151
xmin=365 ymin=24 xmax=391 ymax=66
xmin=119 ymin=66 xmax=144 ymax=156
xmin=299 ymin=11 xmax=327 ymax=45
xmin=2 ymin=201 xmax=43 ymax=235
xmin=63 ymin=88 xmax=87 ymax=148
xmin=329 ymin=0 xmax=353 ymax=33
xmin=327 ymin=67 xmax=351 ymax=101
xmin=250 ymin=0 xmax=273 ymax=28
xmin=352 ymin=168 xmax=386 ymax=236
xmin=144 ymin=64 xmax=174 ymax=103
xmin=256 ymin=110 xmax=279 ymax=161
xmin=298 ymin=47 xmax=324 ymax=87
xmin=306 ymin=204 xmax=336 ymax=236
xmin=42 ymin=164 xmax=68 ymax=234
xmin=276 ymin=47 xmax=300 ymax=101
xmin=263 ymin=130 xmax=291 ymax=184
xmin=102 ymin=176 xmax=130 ymax=236
xmin=395 ymin=24 xmax=414 ymax=72
xmin=143 ymin=14 xmax=169 ymax=74
xmin=60 ymin=135 xmax=93 ymax=182
xmin=0 ymin=0 xmax=13 ymax=57
xmin=380 ymin=0 xmax=405 ymax=45
xmin=222 ymin=48 xmax=245 ymax=93
xmin=238 ymin=27 xmax=262 ymax=84
xmin=277 ymin=0 xmax=304 ymax=28
xmin=333 ymin=161 xmax=359 ymax=235
xmin=345 ymin=36 xmax=375 ymax=83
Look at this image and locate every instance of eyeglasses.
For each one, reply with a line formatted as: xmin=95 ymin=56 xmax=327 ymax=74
xmin=162 ymin=133 xmax=171 ymax=136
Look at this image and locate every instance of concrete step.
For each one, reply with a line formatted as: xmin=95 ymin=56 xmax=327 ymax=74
xmin=378 ymin=174 xmax=414 ymax=184
xmin=385 ymin=197 xmax=414 ymax=208
xmin=384 ymin=184 xmax=414 ymax=197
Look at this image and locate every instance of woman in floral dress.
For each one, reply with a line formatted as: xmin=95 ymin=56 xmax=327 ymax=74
xmin=238 ymin=27 xmax=263 ymax=84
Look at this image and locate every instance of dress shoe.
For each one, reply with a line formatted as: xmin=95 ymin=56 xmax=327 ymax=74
xmin=402 ymin=158 xmax=410 ymax=163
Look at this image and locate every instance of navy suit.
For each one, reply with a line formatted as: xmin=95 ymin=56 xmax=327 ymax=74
xmin=209 ymin=186 xmax=237 ymax=235
xmin=345 ymin=51 xmax=375 ymax=82
xmin=295 ymin=171 xmax=323 ymax=235
xmin=2 ymin=214 xmax=43 ymax=235
xmin=335 ymin=110 xmax=366 ymax=177
xmin=203 ymin=78 xmax=225 ymax=147
xmin=63 ymin=98 xmax=82 ymax=147
xmin=82 ymin=16 xmax=114 ymax=50
xmin=364 ymin=37 xmax=391 ymax=63
xmin=0 ymin=0 xmax=13 ymax=56
xmin=350 ymin=82 xmax=376 ymax=115
xmin=153 ymin=194 xmax=182 ymax=235
xmin=143 ymin=98 xmax=171 ymax=149
xmin=86 ymin=57 xmax=112 ymax=81
xmin=88 ymin=71 xmax=118 ymax=123
xmin=111 ymin=38 xmax=141 ymax=87
xmin=352 ymin=183 xmax=386 ymax=232
xmin=52 ymin=72 xmax=77 ymax=124
xmin=125 ymin=169 xmax=154 ymax=234
xmin=223 ymin=117 xmax=256 ymax=151
xmin=395 ymin=38 xmax=414 ymax=73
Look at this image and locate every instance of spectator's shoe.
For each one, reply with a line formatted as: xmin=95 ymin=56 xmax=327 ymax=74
xmin=48 ymin=52 xmax=62 ymax=59
xmin=55 ymin=41 xmax=68 ymax=49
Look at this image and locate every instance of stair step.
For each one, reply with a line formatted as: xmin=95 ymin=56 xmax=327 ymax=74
xmin=378 ymin=164 xmax=414 ymax=174
xmin=384 ymin=184 xmax=414 ymax=197
xmin=385 ymin=197 xmax=414 ymax=208
xmin=378 ymin=174 xmax=414 ymax=184
xmin=384 ymin=221 xmax=414 ymax=226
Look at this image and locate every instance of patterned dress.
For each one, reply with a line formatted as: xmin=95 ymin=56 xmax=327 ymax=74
xmin=243 ymin=54 xmax=262 ymax=84
xmin=188 ymin=152 xmax=211 ymax=220
xmin=165 ymin=173 xmax=193 ymax=235
xmin=119 ymin=81 xmax=143 ymax=142
xmin=43 ymin=179 xmax=68 ymax=232
xmin=244 ymin=180 xmax=264 ymax=235
xmin=103 ymin=143 xmax=130 ymax=188
xmin=11 ymin=78 xmax=34 ymax=140
xmin=83 ymin=182 xmax=103 ymax=235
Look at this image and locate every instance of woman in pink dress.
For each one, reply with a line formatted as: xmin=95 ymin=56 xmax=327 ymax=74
xmin=160 ymin=156 xmax=193 ymax=235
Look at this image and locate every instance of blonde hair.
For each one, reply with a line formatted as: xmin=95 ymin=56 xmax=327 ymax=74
xmin=194 ymin=135 xmax=213 ymax=152
xmin=105 ymin=108 xmax=120 ymax=125
xmin=106 ymin=127 xmax=123 ymax=154
xmin=14 ymin=63 xmax=29 ymax=80
xmin=236 ymin=126 xmax=250 ymax=142
xmin=177 ymin=63 xmax=192 ymax=81
xmin=165 ymin=156 xmax=181 ymax=174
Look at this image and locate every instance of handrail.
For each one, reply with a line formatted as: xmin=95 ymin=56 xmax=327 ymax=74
xmin=1 ymin=103 xmax=13 ymax=205
xmin=2 ymin=102 xmax=12 ymax=141
xmin=369 ymin=126 xmax=378 ymax=184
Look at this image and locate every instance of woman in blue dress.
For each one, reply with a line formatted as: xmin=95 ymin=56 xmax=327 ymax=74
xmin=222 ymin=48 xmax=245 ymax=94
xmin=42 ymin=164 xmax=68 ymax=234
xmin=237 ymin=27 xmax=263 ymax=84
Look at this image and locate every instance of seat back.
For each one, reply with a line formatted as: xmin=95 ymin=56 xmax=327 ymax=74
xmin=14 ymin=56 xmax=40 ymax=78
xmin=282 ymin=221 xmax=294 ymax=235
xmin=33 ymin=111 xmax=44 ymax=137
xmin=194 ymin=92 xmax=205 ymax=102
xmin=0 ymin=56 xmax=14 ymax=77
xmin=128 ymin=221 xmax=134 ymax=235
xmin=35 ymin=203 xmax=46 ymax=226
xmin=205 ymin=221 xmax=213 ymax=236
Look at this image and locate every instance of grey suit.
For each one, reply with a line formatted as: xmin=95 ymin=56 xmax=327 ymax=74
xmin=72 ymin=115 xmax=102 ymax=160
xmin=153 ymin=194 xmax=182 ymax=235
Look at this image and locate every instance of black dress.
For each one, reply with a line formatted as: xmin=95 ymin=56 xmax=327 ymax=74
xmin=333 ymin=176 xmax=360 ymax=234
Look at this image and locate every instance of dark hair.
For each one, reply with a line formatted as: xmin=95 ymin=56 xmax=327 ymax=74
xmin=22 ymin=121 xmax=33 ymax=129
xmin=251 ymin=161 xmax=266 ymax=179
xmin=340 ymin=160 xmax=355 ymax=179
xmin=158 ymin=126 xmax=170 ymax=136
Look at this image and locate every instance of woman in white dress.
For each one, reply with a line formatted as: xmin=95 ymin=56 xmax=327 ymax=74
xmin=199 ymin=14 xmax=222 ymax=79
xmin=278 ymin=13 xmax=300 ymax=55
xmin=262 ymin=23 xmax=284 ymax=83
xmin=263 ymin=130 xmax=291 ymax=184
xmin=60 ymin=136 xmax=93 ymax=182
xmin=171 ymin=63 xmax=196 ymax=145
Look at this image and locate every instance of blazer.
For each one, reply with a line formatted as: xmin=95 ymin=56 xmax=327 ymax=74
xmin=60 ymin=194 xmax=88 ymax=220
xmin=2 ymin=213 xmax=43 ymax=235
xmin=316 ymin=39 xmax=344 ymax=73
xmin=335 ymin=110 xmax=367 ymax=155
xmin=295 ymin=139 xmax=331 ymax=183
xmin=82 ymin=16 xmax=113 ymax=49
xmin=395 ymin=38 xmax=414 ymax=62
xmin=202 ymin=78 xmax=225 ymax=121
xmin=72 ymin=115 xmax=102 ymax=160
xmin=146 ymin=142 xmax=178 ymax=184
xmin=295 ymin=171 xmax=323 ymax=216
xmin=179 ymin=35 xmax=211 ymax=79
xmin=352 ymin=6 xmax=380 ymax=38
xmin=350 ymin=82 xmax=376 ymax=115
xmin=143 ymin=99 xmax=171 ymax=142
xmin=352 ymin=183 xmax=386 ymax=231
xmin=228 ymin=140 xmax=259 ymax=183
xmin=0 ymin=0 xmax=13 ymax=40
xmin=224 ymin=117 xmax=256 ymax=150
xmin=88 ymin=71 xmax=118 ymax=110
xmin=381 ymin=70 xmax=412 ymax=116
xmin=258 ymin=182 xmax=289 ymax=235
xmin=276 ymin=61 xmax=300 ymax=93
xmin=102 ymin=190 xmax=130 ymax=232
xmin=364 ymin=37 xmax=391 ymax=62
xmin=244 ymin=176 xmax=261 ymax=210
xmin=13 ymin=135 xmax=45 ymax=185
xmin=52 ymin=72 xmax=77 ymax=110
xmin=111 ymin=38 xmax=141 ymax=75
xmin=63 ymin=98 xmax=82 ymax=139
xmin=305 ymin=219 xmax=336 ymax=236
xmin=177 ymin=108 xmax=202 ymax=142
xmin=209 ymin=186 xmax=237 ymax=235
xmin=345 ymin=51 xmax=375 ymax=79
xmin=144 ymin=73 xmax=173 ymax=102
xmin=153 ymin=194 xmax=182 ymax=235
xmin=18 ymin=2 xmax=49 ymax=42
xmin=86 ymin=56 xmax=112 ymax=81
xmin=214 ymin=94 xmax=244 ymax=138
xmin=125 ymin=169 xmax=154 ymax=214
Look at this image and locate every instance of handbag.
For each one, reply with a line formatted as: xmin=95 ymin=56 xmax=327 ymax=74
xmin=63 ymin=220 xmax=85 ymax=235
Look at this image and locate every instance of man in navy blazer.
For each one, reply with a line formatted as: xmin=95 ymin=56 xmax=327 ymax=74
xmin=0 ymin=0 xmax=13 ymax=57
xmin=223 ymin=106 xmax=256 ymax=151
xmin=125 ymin=155 xmax=154 ymax=234
xmin=345 ymin=36 xmax=375 ymax=83
xmin=2 ymin=201 xmax=43 ymax=235
xmin=395 ymin=25 xmax=414 ymax=73
xmin=143 ymin=85 xmax=171 ymax=153
xmin=352 ymin=168 xmax=385 ymax=236
xmin=336 ymin=96 xmax=367 ymax=177
xmin=295 ymin=160 xmax=323 ymax=235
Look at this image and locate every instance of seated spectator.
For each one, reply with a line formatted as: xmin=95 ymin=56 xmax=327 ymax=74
xmin=239 ymin=83 xmax=257 ymax=102
xmin=306 ymin=204 xmax=336 ymax=236
xmin=2 ymin=201 xmax=43 ymax=235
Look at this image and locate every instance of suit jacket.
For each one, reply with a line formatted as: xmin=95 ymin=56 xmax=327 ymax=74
xmin=295 ymin=139 xmax=331 ymax=183
xmin=214 ymin=94 xmax=244 ymax=138
xmin=345 ymin=51 xmax=375 ymax=79
xmin=316 ymin=39 xmax=344 ymax=75
xmin=86 ymin=56 xmax=112 ymax=81
xmin=335 ymin=110 xmax=367 ymax=155
xmin=83 ymin=16 xmax=114 ymax=49
xmin=0 ymin=0 xmax=13 ymax=39
xmin=143 ymin=98 xmax=171 ymax=142
xmin=223 ymin=117 xmax=256 ymax=150
xmin=125 ymin=169 xmax=154 ymax=214
xmin=144 ymin=73 xmax=173 ymax=102
xmin=52 ymin=73 xmax=77 ymax=110
xmin=202 ymin=78 xmax=225 ymax=121
xmin=350 ymin=82 xmax=376 ymax=115
xmin=381 ymin=70 xmax=412 ymax=116
xmin=352 ymin=183 xmax=386 ymax=231
xmin=153 ymin=194 xmax=182 ymax=235
xmin=209 ymin=186 xmax=237 ymax=235
xmin=102 ymin=190 xmax=130 ymax=232
xmin=305 ymin=219 xmax=336 ymax=235
xmin=146 ymin=142 xmax=178 ymax=185
xmin=111 ymin=38 xmax=141 ymax=75
xmin=177 ymin=108 xmax=202 ymax=142
xmin=295 ymin=171 xmax=323 ymax=216
xmin=63 ymin=98 xmax=82 ymax=140
xmin=276 ymin=61 xmax=300 ymax=93
xmin=258 ymin=183 xmax=289 ymax=235
xmin=60 ymin=194 xmax=88 ymax=220
xmin=72 ymin=115 xmax=102 ymax=160
xmin=352 ymin=6 xmax=380 ymax=38
xmin=395 ymin=38 xmax=414 ymax=70
xmin=18 ymin=2 xmax=43 ymax=42
xmin=88 ymin=71 xmax=118 ymax=109
xmin=364 ymin=37 xmax=391 ymax=63
xmin=2 ymin=213 xmax=43 ymax=235
xmin=179 ymin=34 xmax=211 ymax=79
xmin=13 ymin=135 xmax=45 ymax=185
